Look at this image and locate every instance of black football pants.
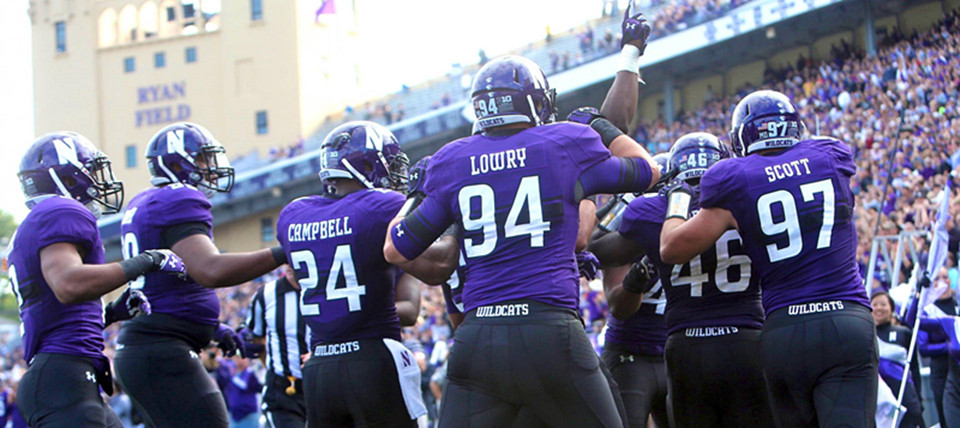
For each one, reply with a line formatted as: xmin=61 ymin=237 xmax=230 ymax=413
xmin=302 ymin=338 xmax=416 ymax=428
xmin=761 ymin=302 xmax=878 ymax=428
xmin=600 ymin=347 xmax=667 ymax=428
xmin=664 ymin=328 xmax=774 ymax=428
xmin=17 ymin=353 xmax=123 ymax=428
xmin=439 ymin=300 xmax=624 ymax=428
xmin=114 ymin=339 xmax=229 ymax=428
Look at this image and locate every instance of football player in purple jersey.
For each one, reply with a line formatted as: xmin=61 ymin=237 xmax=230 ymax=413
xmin=9 ymin=132 xmax=185 ymax=428
xmin=113 ymin=122 xmax=286 ymax=428
xmin=383 ymin=24 xmax=659 ymax=425
xmin=660 ymin=90 xmax=877 ymax=427
xmin=278 ymin=121 xmax=457 ymax=427
xmin=591 ymin=134 xmax=771 ymax=428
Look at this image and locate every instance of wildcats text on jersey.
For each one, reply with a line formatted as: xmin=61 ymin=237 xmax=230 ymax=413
xmin=787 ymin=300 xmax=845 ymax=316
xmin=313 ymin=341 xmax=361 ymax=357
xmin=684 ymin=326 xmax=740 ymax=337
xmin=287 ymin=217 xmax=353 ymax=242
xmin=475 ymin=303 xmax=530 ymax=317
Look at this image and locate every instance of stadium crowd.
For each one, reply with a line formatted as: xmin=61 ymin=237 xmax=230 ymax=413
xmin=4 ymin=3 xmax=960 ymax=428
xmin=632 ymin=8 xmax=960 ymax=294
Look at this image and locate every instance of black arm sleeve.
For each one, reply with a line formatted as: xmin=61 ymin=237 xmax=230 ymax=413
xmin=574 ymin=156 xmax=653 ymax=201
xmin=161 ymin=222 xmax=211 ymax=248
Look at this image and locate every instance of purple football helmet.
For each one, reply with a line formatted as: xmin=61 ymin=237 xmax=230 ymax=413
xmin=470 ymin=55 xmax=557 ymax=131
xmin=146 ymin=122 xmax=234 ymax=196
xmin=652 ymin=152 xmax=670 ymax=176
xmin=18 ymin=131 xmax=124 ymax=215
xmin=668 ymin=132 xmax=730 ymax=182
xmin=729 ymin=90 xmax=804 ymax=157
xmin=319 ymin=121 xmax=409 ymax=191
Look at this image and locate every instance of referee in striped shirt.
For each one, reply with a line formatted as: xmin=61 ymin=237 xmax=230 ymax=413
xmin=248 ymin=265 xmax=309 ymax=428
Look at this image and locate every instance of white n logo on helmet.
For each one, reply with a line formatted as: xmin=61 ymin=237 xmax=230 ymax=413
xmin=165 ymin=129 xmax=191 ymax=159
xmin=53 ymin=137 xmax=81 ymax=167
xmin=365 ymin=126 xmax=384 ymax=152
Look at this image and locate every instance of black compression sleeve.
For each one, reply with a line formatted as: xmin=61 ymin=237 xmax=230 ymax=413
xmin=590 ymin=118 xmax=625 ymax=148
xmin=161 ymin=222 xmax=211 ymax=248
xmin=119 ymin=252 xmax=157 ymax=281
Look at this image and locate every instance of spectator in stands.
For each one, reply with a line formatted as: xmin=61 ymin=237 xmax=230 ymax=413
xmin=224 ymin=356 xmax=261 ymax=428
xmin=384 ymin=104 xmax=394 ymax=124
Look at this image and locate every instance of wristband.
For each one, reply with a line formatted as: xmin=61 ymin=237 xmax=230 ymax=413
xmin=590 ymin=118 xmax=625 ymax=148
xmin=119 ymin=253 xmax=156 ymax=282
xmin=665 ymin=191 xmax=692 ymax=221
xmin=618 ymin=45 xmax=642 ymax=74
xmin=271 ymin=246 xmax=287 ymax=265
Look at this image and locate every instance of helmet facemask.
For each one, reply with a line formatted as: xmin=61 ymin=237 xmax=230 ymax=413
xmin=84 ymin=154 xmax=124 ymax=215
xmin=191 ymin=143 xmax=235 ymax=196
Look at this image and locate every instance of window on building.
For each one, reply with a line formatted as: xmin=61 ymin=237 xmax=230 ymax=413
xmin=251 ymin=0 xmax=263 ymax=21
xmin=155 ymin=52 xmax=165 ymax=68
xmin=261 ymin=217 xmax=274 ymax=242
xmin=55 ymin=21 xmax=66 ymax=53
xmin=183 ymin=3 xmax=196 ymax=19
xmin=125 ymin=145 xmax=137 ymax=168
xmin=256 ymin=111 xmax=268 ymax=134
xmin=124 ymin=57 xmax=135 ymax=73
xmin=166 ymin=7 xmax=176 ymax=22
xmin=185 ymin=47 xmax=197 ymax=63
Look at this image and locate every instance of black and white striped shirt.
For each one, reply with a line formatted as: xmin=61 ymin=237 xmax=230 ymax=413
xmin=248 ymin=276 xmax=309 ymax=378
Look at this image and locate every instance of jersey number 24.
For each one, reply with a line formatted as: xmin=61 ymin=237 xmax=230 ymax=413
xmin=291 ymin=246 xmax=365 ymax=316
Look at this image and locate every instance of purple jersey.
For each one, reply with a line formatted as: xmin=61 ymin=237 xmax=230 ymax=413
xmin=121 ymin=184 xmax=219 ymax=325
xmin=391 ymin=122 xmax=653 ymax=311
xmin=621 ymin=194 xmax=764 ymax=335
xmin=700 ymin=137 xmax=867 ymax=314
xmin=277 ymin=189 xmax=405 ymax=346
xmin=7 ymin=197 xmax=106 ymax=363
xmin=604 ymin=275 xmax=667 ymax=355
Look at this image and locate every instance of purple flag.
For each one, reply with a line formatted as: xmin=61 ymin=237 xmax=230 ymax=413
xmin=315 ymin=0 xmax=336 ymax=21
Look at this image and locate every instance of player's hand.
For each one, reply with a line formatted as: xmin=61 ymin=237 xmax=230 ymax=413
xmin=567 ymin=107 xmax=605 ymax=126
xmin=622 ymin=256 xmax=657 ymax=294
xmin=659 ymin=178 xmax=699 ymax=201
xmin=236 ymin=327 xmax=265 ymax=359
xmin=407 ymin=156 xmax=431 ymax=198
xmin=576 ymin=251 xmax=601 ymax=281
xmin=144 ymin=250 xmax=187 ymax=280
xmin=214 ymin=324 xmax=245 ymax=358
xmin=621 ymin=4 xmax=652 ymax=53
xmin=104 ymin=288 xmax=152 ymax=326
